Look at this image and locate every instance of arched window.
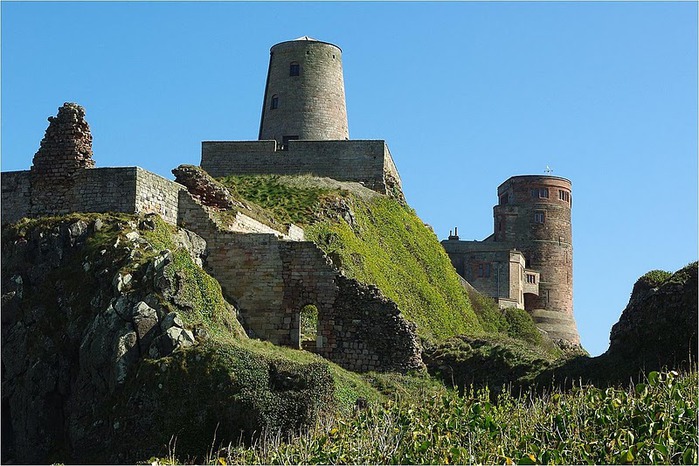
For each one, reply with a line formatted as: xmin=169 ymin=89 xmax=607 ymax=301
xmin=289 ymin=62 xmax=300 ymax=76
xmin=271 ymin=94 xmax=279 ymax=109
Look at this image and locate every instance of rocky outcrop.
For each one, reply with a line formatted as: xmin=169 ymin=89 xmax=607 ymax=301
xmin=607 ymin=263 xmax=697 ymax=367
xmin=172 ymin=164 xmax=240 ymax=210
xmin=536 ymin=262 xmax=698 ymax=389
xmin=1 ymin=214 xmax=334 ymax=463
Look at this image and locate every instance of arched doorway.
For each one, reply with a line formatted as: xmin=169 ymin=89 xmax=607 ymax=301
xmin=299 ymin=304 xmax=319 ymax=352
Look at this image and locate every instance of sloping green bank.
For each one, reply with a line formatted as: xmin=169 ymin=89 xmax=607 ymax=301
xmin=220 ymin=175 xmax=483 ymax=340
xmin=307 ymin=196 xmax=482 ymax=340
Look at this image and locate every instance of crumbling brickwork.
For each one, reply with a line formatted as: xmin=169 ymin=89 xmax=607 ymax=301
xmin=29 ymin=103 xmax=95 ymax=216
xmin=177 ymin=191 xmax=422 ymax=372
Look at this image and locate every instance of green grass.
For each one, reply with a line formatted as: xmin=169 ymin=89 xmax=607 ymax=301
xmin=218 ymin=174 xmax=348 ymax=227
xmin=306 ymin=196 xmax=483 ymax=340
xmin=217 ymin=174 xmax=565 ymax=346
xmin=211 ymin=370 xmax=698 ymax=465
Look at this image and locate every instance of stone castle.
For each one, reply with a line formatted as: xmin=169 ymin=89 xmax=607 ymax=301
xmin=1 ymin=36 xmax=580 ymax=368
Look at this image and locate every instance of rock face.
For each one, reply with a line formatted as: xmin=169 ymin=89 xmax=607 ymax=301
xmin=536 ymin=262 xmax=698 ymax=388
xmin=1 ymin=214 xmax=334 ymax=463
xmin=172 ymin=164 xmax=238 ymax=210
xmin=607 ymin=263 xmax=698 ymax=368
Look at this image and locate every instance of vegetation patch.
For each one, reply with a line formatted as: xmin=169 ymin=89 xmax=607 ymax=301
xmin=214 ymin=370 xmax=698 ymax=465
xmin=307 ymin=196 xmax=483 ymax=340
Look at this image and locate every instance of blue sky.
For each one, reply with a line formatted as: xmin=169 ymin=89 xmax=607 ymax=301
xmin=2 ymin=1 xmax=697 ymax=356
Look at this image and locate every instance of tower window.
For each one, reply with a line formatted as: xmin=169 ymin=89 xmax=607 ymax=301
xmin=534 ymin=211 xmax=545 ymax=224
xmin=531 ymin=188 xmax=549 ymax=199
xmin=526 ymin=274 xmax=536 ymax=284
xmin=289 ymin=62 xmax=300 ymax=76
xmin=559 ymin=189 xmax=570 ymax=202
xmin=271 ymin=95 xmax=279 ymax=109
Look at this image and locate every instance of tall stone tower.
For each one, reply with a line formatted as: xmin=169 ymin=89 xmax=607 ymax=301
xmin=493 ymin=175 xmax=580 ymax=345
xmin=258 ymin=36 xmax=349 ymax=147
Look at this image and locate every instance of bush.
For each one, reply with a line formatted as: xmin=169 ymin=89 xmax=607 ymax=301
xmin=503 ymin=307 xmax=542 ymax=345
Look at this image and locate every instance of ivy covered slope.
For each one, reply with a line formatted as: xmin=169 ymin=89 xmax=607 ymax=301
xmin=219 ymin=174 xmax=483 ymax=340
xmin=1 ymin=213 xmax=381 ymax=464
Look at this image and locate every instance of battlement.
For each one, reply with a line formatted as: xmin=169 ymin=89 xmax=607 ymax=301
xmin=201 ymin=139 xmax=402 ymax=195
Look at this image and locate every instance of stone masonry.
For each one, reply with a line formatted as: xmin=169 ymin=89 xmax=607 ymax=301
xmin=200 ymin=139 xmax=402 ymax=196
xmin=176 ymin=191 xmax=423 ymax=373
xmin=1 ymin=102 xmax=423 ymax=373
xmin=29 ymin=102 xmax=94 ymax=216
xmin=444 ymin=175 xmax=580 ymax=346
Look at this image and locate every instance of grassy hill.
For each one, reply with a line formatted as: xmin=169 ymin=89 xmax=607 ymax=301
xmin=218 ymin=174 xmax=484 ymax=341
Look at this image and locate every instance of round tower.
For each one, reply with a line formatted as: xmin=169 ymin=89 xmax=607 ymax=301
xmin=258 ymin=36 xmax=349 ymax=147
xmin=493 ymin=175 xmax=580 ymax=346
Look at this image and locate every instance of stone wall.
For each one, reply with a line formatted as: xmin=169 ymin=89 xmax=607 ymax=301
xmin=177 ymin=191 xmax=421 ymax=372
xmin=1 ymin=167 xmax=182 ymax=226
xmin=74 ymin=167 xmax=138 ymax=214
xmin=134 ymin=168 xmax=183 ymax=225
xmin=1 ymin=171 xmax=31 ymax=224
xmin=200 ymin=139 xmax=402 ymax=195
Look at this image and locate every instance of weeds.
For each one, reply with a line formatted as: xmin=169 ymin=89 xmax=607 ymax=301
xmin=190 ymin=370 xmax=698 ymax=465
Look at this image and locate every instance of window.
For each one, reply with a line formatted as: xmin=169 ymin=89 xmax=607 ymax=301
xmin=559 ymin=189 xmax=570 ymax=202
xmin=531 ymin=188 xmax=549 ymax=199
xmin=289 ymin=62 xmax=300 ymax=76
xmin=271 ymin=95 xmax=279 ymax=109
xmin=476 ymin=263 xmax=491 ymax=278
xmin=526 ymin=274 xmax=536 ymax=284
xmin=499 ymin=194 xmax=508 ymax=205
xmin=534 ymin=211 xmax=545 ymax=224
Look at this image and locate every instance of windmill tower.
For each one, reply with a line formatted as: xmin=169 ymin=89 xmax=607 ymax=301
xmin=258 ymin=36 xmax=349 ymax=148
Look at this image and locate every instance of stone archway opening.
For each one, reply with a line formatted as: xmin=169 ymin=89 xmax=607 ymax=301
xmin=299 ymin=304 xmax=319 ymax=352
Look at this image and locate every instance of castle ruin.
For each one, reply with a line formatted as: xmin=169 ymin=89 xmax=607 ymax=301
xmin=1 ymin=36 xmax=581 ymax=367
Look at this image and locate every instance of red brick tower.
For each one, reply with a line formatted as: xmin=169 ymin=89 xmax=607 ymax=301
xmin=493 ymin=175 xmax=580 ymax=346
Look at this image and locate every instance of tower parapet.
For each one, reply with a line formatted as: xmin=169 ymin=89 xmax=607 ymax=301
xmin=258 ymin=36 xmax=349 ymax=147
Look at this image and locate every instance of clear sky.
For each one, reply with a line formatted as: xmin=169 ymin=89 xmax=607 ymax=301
xmin=2 ymin=1 xmax=697 ymax=356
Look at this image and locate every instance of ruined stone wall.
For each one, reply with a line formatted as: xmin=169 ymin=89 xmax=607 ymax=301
xmin=177 ymin=191 xmax=421 ymax=372
xmin=1 ymin=171 xmax=31 ymax=224
xmin=319 ymin=276 xmax=424 ymax=373
xmin=29 ymin=103 xmax=94 ymax=217
xmin=134 ymin=168 xmax=183 ymax=225
xmin=1 ymin=104 xmax=184 ymax=227
xmin=200 ymin=139 xmax=401 ymax=195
